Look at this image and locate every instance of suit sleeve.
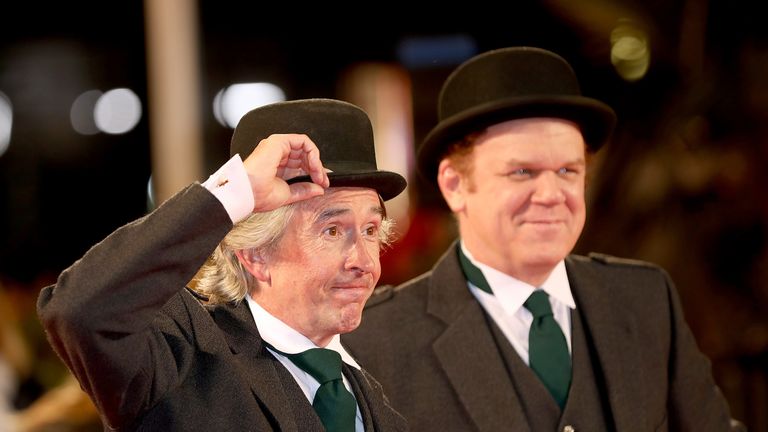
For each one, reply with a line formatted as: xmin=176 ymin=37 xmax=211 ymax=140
xmin=663 ymin=270 xmax=734 ymax=430
xmin=36 ymin=184 xmax=233 ymax=428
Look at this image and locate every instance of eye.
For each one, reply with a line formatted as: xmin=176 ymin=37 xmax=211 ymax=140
xmin=506 ymin=168 xmax=532 ymax=178
xmin=557 ymin=167 xmax=579 ymax=176
xmin=324 ymin=226 xmax=339 ymax=237
xmin=364 ymin=226 xmax=376 ymax=236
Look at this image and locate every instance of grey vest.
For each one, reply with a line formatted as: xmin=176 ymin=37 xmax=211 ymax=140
xmin=486 ymin=307 xmax=614 ymax=431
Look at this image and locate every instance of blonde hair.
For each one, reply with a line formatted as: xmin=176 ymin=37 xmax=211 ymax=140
xmin=193 ymin=197 xmax=396 ymax=304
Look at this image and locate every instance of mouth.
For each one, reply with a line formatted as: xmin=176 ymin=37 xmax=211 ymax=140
xmin=332 ymin=284 xmax=371 ymax=291
xmin=330 ymin=285 xmax=372 ymax=303
xmin=524 ymin=219 xmax=562 ymax=225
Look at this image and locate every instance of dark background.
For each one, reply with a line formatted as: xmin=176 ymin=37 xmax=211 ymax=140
xmin=1 ymin=1 xmax=766 ymax=430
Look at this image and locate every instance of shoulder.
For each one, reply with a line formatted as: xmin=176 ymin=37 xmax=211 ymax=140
xmin=570 ymin=252 xmax=669 ymax=276
xmin=568 ymin=253 xmax=675 ymax=299
xmin=364 ymin=243 xmax=461 ymax=311
xmin=364 ymin=271 xmax=432 ymax=310
xmin=582 ymin=252 xmax=662 ymax=269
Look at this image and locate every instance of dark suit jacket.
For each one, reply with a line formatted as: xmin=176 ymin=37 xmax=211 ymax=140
xmin=37 ymin=184 xmax=407 ymax=431
xmin=343 ymin=242 xmax=733 ymax=432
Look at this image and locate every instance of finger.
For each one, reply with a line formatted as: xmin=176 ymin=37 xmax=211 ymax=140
xmin=280 ymin=134 xmax=328 ymax=187
xmin=285 ymin=182 xmax=325 ymax=204
xmin=306 ymin=145 xmax=330 ymax=188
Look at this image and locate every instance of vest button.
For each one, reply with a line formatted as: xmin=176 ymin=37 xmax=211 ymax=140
xmin=563 ymin=426 xmax=575 ymax=432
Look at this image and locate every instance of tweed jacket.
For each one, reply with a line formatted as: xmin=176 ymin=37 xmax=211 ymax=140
xmin=344 ymin=242 xmax=733 ymax=432
xmin=38 ymin=184 xmax=407 ymax=431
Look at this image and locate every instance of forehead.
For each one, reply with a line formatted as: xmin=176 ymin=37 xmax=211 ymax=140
xmin=297 ymin=187 xmax=382 ymax=216
xmin=484 ymin=117 xmax=583 ymax=138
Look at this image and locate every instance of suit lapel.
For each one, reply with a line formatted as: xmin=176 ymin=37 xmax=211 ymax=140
xmin=345 ymin=366 xmax=375 ymax=431
xmin=565 ymin=256 xmax=647 ymax=432
xmin=428 ymin=244 xmax=530 ymax=432
xmin=211 ymin=300 xmax=300 ymax=432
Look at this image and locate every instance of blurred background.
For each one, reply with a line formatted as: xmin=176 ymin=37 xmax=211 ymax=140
xmin=1 ymin=0 xmax=766 ymax=430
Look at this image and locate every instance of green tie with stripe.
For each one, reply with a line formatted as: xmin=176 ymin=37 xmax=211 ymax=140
xmin=269 ymin=344 xmax=356 ymax=431
xmin=457 ymin=247 xmax=572 ymax=408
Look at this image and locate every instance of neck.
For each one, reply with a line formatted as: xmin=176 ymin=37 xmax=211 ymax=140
xmin=460 ymin=241 xmax=556 ymax=287
xmin=247 ymin=292 xmax=334 ymax=348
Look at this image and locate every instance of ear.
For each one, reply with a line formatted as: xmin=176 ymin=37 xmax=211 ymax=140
xmin=437 ymin=158 xmax=466 ymax=213
xmin=235 ymin=248 xmax=270 ymax=282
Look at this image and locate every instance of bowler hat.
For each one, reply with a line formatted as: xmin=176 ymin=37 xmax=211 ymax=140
xmin=230 ymin=99 xmax=406 ymax=201
xmin=418 ymin=46 xmax=616 ymax=182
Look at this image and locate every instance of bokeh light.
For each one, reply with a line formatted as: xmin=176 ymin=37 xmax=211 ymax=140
xmin=213 ymin=82 xmax=285 ymax=128
xmin=0 ymin=91 xmax=12 ymax=157
xmin=94 ymin=88 xmax=142 ymax=135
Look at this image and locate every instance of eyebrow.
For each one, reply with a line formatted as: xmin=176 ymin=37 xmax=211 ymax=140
xmin=504 ymin=157 xmax=585 ymax=167
xmin=314 ymin=206 xmax=384 ymax=224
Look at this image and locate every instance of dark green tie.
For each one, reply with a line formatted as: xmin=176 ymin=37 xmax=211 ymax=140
xmin=524 ymin=290 xmax=571 ymax=408
xmin=270 ymin=345 xmax=356 ymax=432
xmin=457 ymin=246 xmax=571 ymax=408
xmin=457 ymin=247 xmax=493 ymax=294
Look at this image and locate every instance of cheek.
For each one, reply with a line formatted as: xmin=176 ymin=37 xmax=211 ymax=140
xmin=371 ymin=245 xmax=382 ymax=264
xmin=369 ymin=244 xmax=383 ymax=275
xmin=565 ymin=187 xmax=586 ymax=212
xmin=499 ymin=189 xmax=530 ymax=214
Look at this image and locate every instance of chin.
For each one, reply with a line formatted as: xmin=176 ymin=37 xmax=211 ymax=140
xmin=334 ymin=307 xmax=365 ymax=334
xmin=525 ymin=252 xmax=566 ymax=269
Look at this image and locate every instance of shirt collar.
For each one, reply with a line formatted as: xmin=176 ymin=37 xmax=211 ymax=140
xmin=459 ymin=241 xmax=576 ymax=311
xmin=245 ymin=295 xmax=361 ymax=370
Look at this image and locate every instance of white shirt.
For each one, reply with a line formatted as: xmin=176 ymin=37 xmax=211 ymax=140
xmin=201 ymin=154 xmax=254 ymax=224
xmin=460 ymin=242 xmax=575 ymax=365
xmin=246 ymin=289 xmax=364 ymax=431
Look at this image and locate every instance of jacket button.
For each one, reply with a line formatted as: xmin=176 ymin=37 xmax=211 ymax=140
xmin=563 ymin=426 xmax=575 ymax=432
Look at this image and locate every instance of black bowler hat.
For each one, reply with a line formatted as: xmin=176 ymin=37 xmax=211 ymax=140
xmin=230 ymin=99 xmax=406 ymax=201
xmin=418 ymin=46 xmax=617 ymax=182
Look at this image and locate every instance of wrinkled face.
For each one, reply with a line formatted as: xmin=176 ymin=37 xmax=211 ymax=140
xmin=253 ymin=187 xmax=384 ymax=346
xmin=440 ymin=118 xmax=587 ymax=285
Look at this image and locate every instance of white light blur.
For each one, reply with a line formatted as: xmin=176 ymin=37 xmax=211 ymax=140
xmin=0 ymin=92 xmax=12 ymax=157
xmin=94 ymin=88 xmax=142 ymax=134
xmin=213 ymin=82 xmax=285 ymax=128
xmin=71 ymin=89 xmax=103 ymax=135
xmin=146 ymin=175 xmax=156 ymax=211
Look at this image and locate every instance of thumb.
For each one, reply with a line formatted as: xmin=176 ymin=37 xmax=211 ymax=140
xmin=286 ymin=182 xmax=325 ymax=204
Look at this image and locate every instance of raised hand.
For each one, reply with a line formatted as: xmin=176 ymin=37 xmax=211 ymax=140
xmin=242 ymin=134 xmax=330 ymax=213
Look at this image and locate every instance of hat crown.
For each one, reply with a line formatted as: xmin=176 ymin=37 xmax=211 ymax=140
xmin=229 ymin=98 xmax=406 ymax=201
xmin=230 ymin=99 xmax=376 ymax=172
xmin=439 ymin=47 xmax=581 ymax=121
xmin=416 ymin=46 xmax=616 ymax=184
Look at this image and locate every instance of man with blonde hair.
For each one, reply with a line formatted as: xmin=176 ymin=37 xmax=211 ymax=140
xmin=39 ymin=99 xmax=408 ymax=431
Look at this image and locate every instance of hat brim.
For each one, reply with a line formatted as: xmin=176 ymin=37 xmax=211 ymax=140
xmin=418 ymin=95 xmax=616 ymax=183
xmin=286 ymin=170 xmax=407 ymax=201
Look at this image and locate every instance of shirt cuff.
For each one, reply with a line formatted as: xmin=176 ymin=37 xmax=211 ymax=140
xmin=202 ymin=154 xmax=254 ymax=223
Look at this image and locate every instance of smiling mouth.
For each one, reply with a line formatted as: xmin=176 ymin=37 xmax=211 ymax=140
xmin=333 ymin=285 xmax=369 ymax=290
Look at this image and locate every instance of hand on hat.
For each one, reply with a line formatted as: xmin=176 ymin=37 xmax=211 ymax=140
xmin=242 ymin=134 xmax=330 ymax=212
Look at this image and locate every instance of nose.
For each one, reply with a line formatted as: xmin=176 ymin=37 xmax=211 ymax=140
xmin=531 ymin=171 xmax=565 ymax=205
xmin=345 ymin=235 xmax=376 ymax=274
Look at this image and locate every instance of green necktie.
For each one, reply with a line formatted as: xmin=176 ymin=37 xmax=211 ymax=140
xmin=456 ymin=247 xmax=493 ymax=294
xmin=270 ymin=345 xmax=357 ymax=432
xmin=457 ymin=247 xmax=571 ymax=408
xmin=524 ymin=290 xmax=572 ymax=408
